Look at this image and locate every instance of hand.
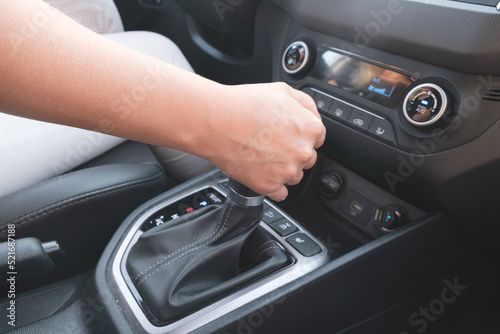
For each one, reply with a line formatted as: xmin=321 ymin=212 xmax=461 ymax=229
xmin=203 ymin=82 xmax=326 ymax=201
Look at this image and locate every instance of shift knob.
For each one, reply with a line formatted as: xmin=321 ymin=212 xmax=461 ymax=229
xmin=227 ymin=179 xmax=265 ymax=207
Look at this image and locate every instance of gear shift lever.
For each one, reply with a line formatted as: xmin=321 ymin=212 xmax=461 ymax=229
xmin=227 ymin=179 xmax=265 ymax=206
xmin=212 ymin=179 xmax=265 ymax=244
xmin=126 ymin=178 xmax=291 ymax=324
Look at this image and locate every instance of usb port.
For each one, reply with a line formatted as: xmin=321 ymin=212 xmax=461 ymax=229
xmin=350 ymin=201 xmax=364 ymax=214
xmin=374 ymin=208 xmax=385 ymax=222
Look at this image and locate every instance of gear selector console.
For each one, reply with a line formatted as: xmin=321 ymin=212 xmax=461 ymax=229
xmin=110 ymin=171 xmax=328 ymax=334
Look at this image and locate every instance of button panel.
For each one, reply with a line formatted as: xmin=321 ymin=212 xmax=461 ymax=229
xmin=142 ymin=184 xmax=324 ymax=258
xmin=262 ymin=203 xmax=321 ymax=257
xmin=302 ymin=87 xmax=397 ymax=146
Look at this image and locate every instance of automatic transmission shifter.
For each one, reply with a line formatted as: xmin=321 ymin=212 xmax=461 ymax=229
xmin=126 ymin=179 xmax=292 ymax=324
xmin=212 ymin=179 xmax=265 ymax=243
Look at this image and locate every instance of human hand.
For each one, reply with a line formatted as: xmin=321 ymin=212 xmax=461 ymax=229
xmin=203 ymin=82 xmax=326 ymax=201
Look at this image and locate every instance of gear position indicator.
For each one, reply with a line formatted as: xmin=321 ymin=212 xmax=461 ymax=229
xmin=141 ymin=188 xmax=225 ymax=231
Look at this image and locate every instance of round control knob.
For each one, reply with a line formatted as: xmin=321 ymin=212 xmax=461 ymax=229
xmin=320 ymin=171 xmax=344 ymax=198
xmin=282 ymin=41 xmax=310 ymax=75
xmin=402 ymin=83 xmax=450 ymax=127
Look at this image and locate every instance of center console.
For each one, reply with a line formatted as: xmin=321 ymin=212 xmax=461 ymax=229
xmin=102 ymin=6 xmax=496 ymax=333
xmin=108 ymin=171 xmax=328 ymax=333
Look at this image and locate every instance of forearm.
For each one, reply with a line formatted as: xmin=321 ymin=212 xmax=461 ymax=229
xmin=0 ymin=0 xmax=217 ymax=153
xmin=0 ymin=0 xmax=326 ymax=200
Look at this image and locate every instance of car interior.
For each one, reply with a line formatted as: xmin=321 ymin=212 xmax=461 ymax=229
xmin=1 ymin=0 xmax=500 ymax=333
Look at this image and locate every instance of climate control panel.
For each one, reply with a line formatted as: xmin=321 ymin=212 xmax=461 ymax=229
xmin=279 ymin=38 xmax=474 ymax=153
xmin=303 ymin=87 xmax=397 ymax=146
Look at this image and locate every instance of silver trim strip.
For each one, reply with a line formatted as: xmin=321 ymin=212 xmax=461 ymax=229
xmin=227 ymin=186 xmax=265 ymax=206
xmin=111 ymin=180 xmax=328 ymax=334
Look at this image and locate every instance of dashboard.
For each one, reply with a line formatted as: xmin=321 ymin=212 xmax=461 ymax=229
xmin=4 ymin=1 xmax=500 ymax=334
xmin=248 ymin=0 xmax=500 ymax=253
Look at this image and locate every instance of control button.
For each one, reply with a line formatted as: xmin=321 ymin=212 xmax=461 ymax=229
xmin=347 ymin=108 xmax=373 ymax=131
xmin=368 ymin=118 xmax=396 ymax=146
xmin=327 ymin=100 xmax=352 ymax=122
xmin=282 ymin=41 xmax=310 ymax=75
xmin=312 ymin=93 xmax=332 ymax=114
xmin=269 ymin=219 xmax=298 ymax=236
xmin=262 ymin=207 xmax=282 ymax=224
xmin=339 ymin=190 xmax=377 ymax=226
xmin=286 ymin=233 xmax=321 ymax=257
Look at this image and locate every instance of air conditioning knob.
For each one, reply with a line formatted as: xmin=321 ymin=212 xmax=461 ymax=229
xmin=402 ymin=83 xmax=451 ymax=127
xmin=282 ymin=41 xmax=311 ymax=75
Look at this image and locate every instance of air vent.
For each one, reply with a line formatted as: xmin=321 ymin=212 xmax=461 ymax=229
xmin=482 ymin=89 xmax=500 ymax=102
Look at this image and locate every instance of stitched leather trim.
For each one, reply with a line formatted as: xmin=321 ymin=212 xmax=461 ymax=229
xmin=0 ymin=169 xmax=164 ymax=236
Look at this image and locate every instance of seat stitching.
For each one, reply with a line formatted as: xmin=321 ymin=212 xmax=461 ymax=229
xmin=0 ymin=171 xmax=163 ymax=235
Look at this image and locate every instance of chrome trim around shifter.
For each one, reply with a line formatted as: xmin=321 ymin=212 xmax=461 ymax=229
xmin=227 ymin=185 xmax=265 ymax=206
xmin=110 ymin=175 xmax=329 ymax=334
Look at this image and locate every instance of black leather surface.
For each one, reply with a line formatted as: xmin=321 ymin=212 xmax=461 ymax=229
xmin=126 ymin=199 xmax=292 ymax=324
xmin=0 ymin=142 xmax=167 ymax=290
xmin=3 ymin=272 xmax=127 ymax=334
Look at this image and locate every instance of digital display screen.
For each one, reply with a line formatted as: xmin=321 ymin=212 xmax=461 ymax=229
xmin=310 ymin=48 xmax=414 ymax=110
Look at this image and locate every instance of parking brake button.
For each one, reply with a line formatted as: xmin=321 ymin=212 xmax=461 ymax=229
xmin=269 ymin=219 xmax=298 ymax=236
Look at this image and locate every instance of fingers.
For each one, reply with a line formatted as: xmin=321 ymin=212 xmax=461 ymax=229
xmin=285 ymin=169 xmax=304 ymax=186
xmin=290 ymin=87 xmax=321 ymax=119
xmin=312 ymin=120 xmax=326 ymax=150
xmin=303 ymin=149 xmax=317 ymax=170
xmin=266 ymin=185 xmax=289 ymax=202
xmin=285 ymin=84 xmax=326 ymax=149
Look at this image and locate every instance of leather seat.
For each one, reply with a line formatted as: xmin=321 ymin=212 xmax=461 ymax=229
xmin=0 ymin=141 xmax=167 ymax=290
